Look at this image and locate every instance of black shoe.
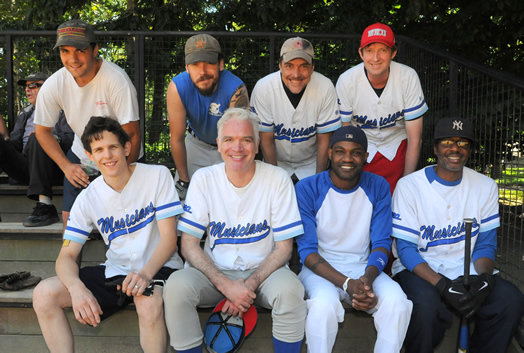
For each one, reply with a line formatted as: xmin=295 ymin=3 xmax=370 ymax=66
xmin=23 ymin=202 xmax=60 ymax=227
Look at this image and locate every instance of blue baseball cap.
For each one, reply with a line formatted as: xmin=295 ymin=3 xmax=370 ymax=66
xmin=330 ymin=126 xmax=368 ymax=150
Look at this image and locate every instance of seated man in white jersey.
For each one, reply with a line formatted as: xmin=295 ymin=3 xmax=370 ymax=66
xmin=392 ymin=118 xmax=524 ymax=353
xmin=251 ymin=37 xmax=341 ymax=184
xmin=295 ymin=126 xmax=412 ymax=353
xmin=33 ymin=117 xmax=183 ymax=353
xmin=167 ymin=33 xmax=249 ymax=199
xmin=336 ymin=23 xmax=428 ymax=194
xmin=35 ymin=20 xmax=143 ymax=230
xmin=164 ymin=108 xmax=307 ymax=353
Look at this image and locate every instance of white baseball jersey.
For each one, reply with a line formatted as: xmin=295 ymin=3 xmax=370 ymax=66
xmin=35 ymin=59 xmax=142 ymax=164
xmin=336 ymin=61 xmax=428 ymax=162
xmin=251 ymin=71 xmax=341 ymax=179
xmin=178 ymin=161 xmax=304 ymax=271
xmin=64 ymin=163 xmax=184 ymax=278
xmin=391 ymin=166 xmax=500 ymax=279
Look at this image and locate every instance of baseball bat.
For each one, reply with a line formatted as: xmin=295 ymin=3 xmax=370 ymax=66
xmin=457 ymin=218 xmax=473 ymax=353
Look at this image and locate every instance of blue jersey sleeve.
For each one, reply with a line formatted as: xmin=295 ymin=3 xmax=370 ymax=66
xmin=396 ymin=238 xmax=426 ymax=272
xmin=295 ymin=178 xmax=320 ymax=263
xmin=368 ymin=174 xmax=393 ymax=252
xmin=472 ymin=228 xmax=497 ymax=263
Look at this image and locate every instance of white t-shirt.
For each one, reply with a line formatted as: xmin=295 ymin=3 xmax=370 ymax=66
xmin=35 ymin=59 xmax=142 ymax=163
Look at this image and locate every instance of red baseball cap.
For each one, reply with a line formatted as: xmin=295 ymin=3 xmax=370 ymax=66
xmin=213 ymin=298 xmax=258 ymax=337
xmin=360 ymin=23 xmax=395 ymax=49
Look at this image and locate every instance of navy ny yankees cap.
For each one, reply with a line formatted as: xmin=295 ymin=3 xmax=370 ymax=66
xmin=330 ymin=126 xmax=368 ymax=150
xmin=434 ymin=117 xmax=475 ymax=142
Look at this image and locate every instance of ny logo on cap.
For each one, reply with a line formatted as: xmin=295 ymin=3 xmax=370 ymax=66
xmin=452 ymin=120 xmax=463 ymax=131
xmin=345 ymin=134 xmax=353 ymax=138
xmin=195 ymin=39 xmax=206 ymax=48
xmin=368 ymin=29 xmax=387 ymax=37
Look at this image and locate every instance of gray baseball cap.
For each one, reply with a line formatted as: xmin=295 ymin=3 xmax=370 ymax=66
xmin=53 ymin=20 xmax=96 ymax=50
xmin=185 ymin=34 xmax=221 ymax=65
xmin=17 ymin=72 xmax=49 ymax=86
xmin=280 ymin=37 xmax=314 ymax=64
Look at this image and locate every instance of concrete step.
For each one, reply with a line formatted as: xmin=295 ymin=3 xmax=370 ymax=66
xmin=0 ymin=222 xmax=105 ymax=279
xmin=0 ymin=184 xmax=63 ymax=222
xmin=1 ymin=298 xmax=522 ymax=353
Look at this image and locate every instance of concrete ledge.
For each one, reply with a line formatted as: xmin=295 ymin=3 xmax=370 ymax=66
xmin=0 ymin=222 xmax=64 ymax=239
xmin=0 ymin=184 xmax=63 ymax=196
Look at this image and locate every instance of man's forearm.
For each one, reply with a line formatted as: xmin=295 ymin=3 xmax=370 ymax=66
xmin=181 ymin=234 xmax=231 ymax=291
xmin=246 ymin=239 xmax=292 ymax=291
xmin=259 ymin=132 xmax=277 ymax=166
xmin=403 ymin=140 xmax=421 ymax=176
xmin=171 ymin=136 xmax=190 ymax=181
xmin=305 ymin=252 xmax=347 ymax=289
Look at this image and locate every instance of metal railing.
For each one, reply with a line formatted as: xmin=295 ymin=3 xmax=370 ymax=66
xmin=1 ymin=31 xmax=523 ymax=339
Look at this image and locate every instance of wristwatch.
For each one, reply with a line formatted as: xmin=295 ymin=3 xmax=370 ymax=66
xmin=342 ymin=276 xmax=352 ymax=292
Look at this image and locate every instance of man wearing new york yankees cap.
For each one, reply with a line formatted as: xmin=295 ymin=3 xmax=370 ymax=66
xmin=392 ymin=118 xmax=524 ymax=352
xmin=167 ymin=33 xmax=249 ymax=200
xmin=34 ymin=19 xmax=143 ymax=231
xmin=336 ymin=23 xmax=428 ymax=194
xmin=295 ymin=125 xmax=412 ymax=353
xmin=251 ymin=37 xmax=341 ymax=184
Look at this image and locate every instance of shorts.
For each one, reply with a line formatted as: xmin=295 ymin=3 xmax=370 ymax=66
xmin=363 ymin=139 xmax=407 ymax=195
xmin=78 ymin=265 xmax=176 ymax=322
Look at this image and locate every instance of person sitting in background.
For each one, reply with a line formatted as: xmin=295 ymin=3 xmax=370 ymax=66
xmin=0 ymin=72 xmax=73 ymax=226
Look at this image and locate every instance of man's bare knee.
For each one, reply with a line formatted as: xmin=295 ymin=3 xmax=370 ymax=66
xmin=33 ymin=277 xmax=69 ymax=314
xmin=135 ymin=292 xmax=164 ymax=325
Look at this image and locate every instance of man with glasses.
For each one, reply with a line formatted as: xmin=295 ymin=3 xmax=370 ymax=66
xmin=35 ymin=20 xmax=142 ymax=230
xmin=391 ymin=117 xmax=524 ymax=352
xmin=0 ymin=72 xmax=73 ymax=226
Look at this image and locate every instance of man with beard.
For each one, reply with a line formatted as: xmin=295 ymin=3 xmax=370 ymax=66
xmin=167 ymin=34 xmax=249 ymax=199
xmin=392 ymin=118 xmax=524 ymax=353
xmin=295 ymin=126 xmax=412 ymax=353
xmin=251 ymin=37 xmax=341 ymax=184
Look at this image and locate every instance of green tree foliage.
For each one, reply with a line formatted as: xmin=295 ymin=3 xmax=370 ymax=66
xmin=2 ymin=0 xmax=522 ymax=75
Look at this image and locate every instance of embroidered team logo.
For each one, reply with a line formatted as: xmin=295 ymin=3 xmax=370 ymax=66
xmin=183 ymin=204 xmax=192 ymax=214
xmin=209 ymin=103 xmax=223 ymax=117
xmin=368 ymin=28 xmax=387 ymax=38
xmin=194 ymin=39 xmax=206 ymax=48
xmin=453 ymin=120 xmax=463 ymax=131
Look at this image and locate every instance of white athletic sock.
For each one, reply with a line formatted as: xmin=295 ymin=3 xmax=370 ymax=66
xmin=39 ymin=195 xmax=52 ymax=205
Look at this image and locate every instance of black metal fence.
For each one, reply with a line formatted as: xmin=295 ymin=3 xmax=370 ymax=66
xmin=2 ymin=30 xmax=524 ymax=340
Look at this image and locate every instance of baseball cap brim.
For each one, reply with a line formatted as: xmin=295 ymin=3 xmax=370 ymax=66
xmin=17 ymin=72 xmax=49 ymax=86
xmin=282 ymin=51 xmax=313 ymax=64
xmin=185 ymin=51 xmax=219 ymax=65
xmin=360 ymin=38 xmax=395 ymax=49
xmin=53 ymin=38 xmax=91 ymax=50
xmin=213 ymin=298 xmax=257 ymax=337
